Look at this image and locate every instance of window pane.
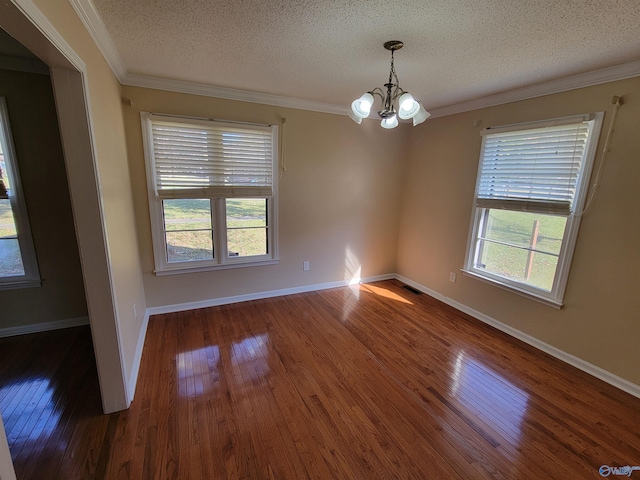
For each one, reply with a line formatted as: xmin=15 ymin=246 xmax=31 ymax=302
xmin=162 ymin=199 xmax=213 ymax=263
xmin=475 ymin=209 xmax=566 ymax=292
xmin=0 ymin=101 xmax=40 ymax=283
xmin=483 ymin=210 xmax=566 ymax=255
xmin=226 ymin=199 xmax=266 ymax=227
xmin=528 ymin=251 xmax=561 ymax=291
xmin=226 ymin=199 xmax=267 ymax=257
xmin=166 ymin=231 xmax=213 ymax=263
xmin=1 ymin=189 xmax=25 ymax=277
xmin=227 ymin=229 xmax=267 ymax=257
xmin=162 ymin=199 xmax=211 ymax=231
xmin=0 ymin=238 xmax=24 ymax=276
xmin=0 ymin=198 xmax=17 ymax=237
xmin=0 ymin=156 xmax=12 ymax=196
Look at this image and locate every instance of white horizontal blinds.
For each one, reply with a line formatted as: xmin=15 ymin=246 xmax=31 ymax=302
xmin=477 ymin=122 xmax=590 ymax=215
xmin=151 ymin=116 xmax=273 ymax=199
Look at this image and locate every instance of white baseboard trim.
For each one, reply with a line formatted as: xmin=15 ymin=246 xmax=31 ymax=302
xmin=395 ymin=274 xmax=640 ymax=400
xmin=126 ymin=311 xmax=150 ymax=404
xmin=0 ymin=316 xmax=89 ymax=338
xmin=145 ymin=274 xmax=395 ymax=317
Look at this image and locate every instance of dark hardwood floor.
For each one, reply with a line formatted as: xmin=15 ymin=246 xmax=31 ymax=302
xmin=2 ymin=279 xmax=639 ymax=479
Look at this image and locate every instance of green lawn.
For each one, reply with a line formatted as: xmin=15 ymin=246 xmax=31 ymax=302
xmin=478 ymin=209 xmax=567 ymax=291
xmin=0 ymin=200 xmax=17 ymax=238
xmin=162 ymin=198 xmax=267 ymax=261
xmin=0 ymin=199 xmax=23 ymax=275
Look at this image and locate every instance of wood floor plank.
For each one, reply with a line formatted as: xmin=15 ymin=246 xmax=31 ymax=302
xmin=302 ymin=290 xmax=510 ymax=478
xmin=2 ymin=280 xmax=640 ymax=479
xmin=277 ymin=293 xmax=486 ymax=479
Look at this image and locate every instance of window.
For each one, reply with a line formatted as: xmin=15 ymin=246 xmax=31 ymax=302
xmin=141 ymin=113 xmax=278 ymax=274
xmin=0 ymin=97 xmax=40 ymax=289
xmin=463 ymin=113 xmax=603 ymax=306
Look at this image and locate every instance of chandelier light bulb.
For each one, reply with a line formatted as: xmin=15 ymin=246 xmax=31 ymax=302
xmin=398 ymin=93 xmax=420 ymax=120
xmin=381 ymin=114 xmax=398 ymax=129
xmin=351 ymin=93 xmax=374 ymax=118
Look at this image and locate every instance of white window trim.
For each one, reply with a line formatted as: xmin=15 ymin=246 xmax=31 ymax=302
xmin=462 ymin=112 xmax=604 ymax=307
xmin=0 ymin=97 xmax=40 ymax=289
xmin=140 ymin=112 xmax=279 ymax=275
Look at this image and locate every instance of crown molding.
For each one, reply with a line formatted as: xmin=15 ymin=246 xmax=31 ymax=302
xmin=429 ymin=59 xmax=640 ymax=118
xmin=124 ymin=59 xmax=640 ymax=119
xmin=123 ymin=73 xmax=350 ymax=116
xmin=65 ymin=0 xmax=640 ymax=119
xmin=69 ymin=0 xmax=126 ymax=81
xmin=5 ymin=0 xmax=84 ymax=71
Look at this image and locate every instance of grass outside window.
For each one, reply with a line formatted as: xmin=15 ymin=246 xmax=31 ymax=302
xmin=161 ymin=198 xmax=270 ymax=265
xmin=226 ymin=199 xmax=267 ymax=257
xmin=475 ymin=210 xmax=567 ymax=292
xmin=162 ymin=199 xmax=213 ymax=263
xmin=0 ymin=199 xmax=23 ymax=276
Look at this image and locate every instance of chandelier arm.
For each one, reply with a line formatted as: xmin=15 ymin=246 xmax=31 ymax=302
xmin=368 ymin=88 xmax=386 ymax=103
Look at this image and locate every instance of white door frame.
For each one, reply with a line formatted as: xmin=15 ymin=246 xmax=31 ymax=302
xmin=0 ymin=0 xmax=128 ymax=418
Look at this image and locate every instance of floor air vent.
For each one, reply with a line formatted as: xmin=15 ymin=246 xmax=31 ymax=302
xmin=403 ymin=285 xmax=422 ymax=295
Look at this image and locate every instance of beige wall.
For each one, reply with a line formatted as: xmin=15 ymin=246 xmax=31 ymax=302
xmin=3 ymin=0 xmax=149 ymax=409
xmin=0 ymin=69 xmax=87 ymax=329
xmin=121 ymin=86 xmax=408 ymax=307
xmin=32 ymin=0 xmax=146 ymax=384
xmin=398 ymin=77 xmax=640 ymax=385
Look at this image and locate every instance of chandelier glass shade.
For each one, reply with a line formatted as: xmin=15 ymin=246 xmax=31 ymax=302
xmin=349 ymin=41 xmax=430 ymax=128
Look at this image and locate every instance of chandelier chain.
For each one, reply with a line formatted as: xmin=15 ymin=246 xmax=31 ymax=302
xmin=384 ymin=50 xmax=401 ymax=113
xmin=389 ymin=50 xmax=396 ymax=85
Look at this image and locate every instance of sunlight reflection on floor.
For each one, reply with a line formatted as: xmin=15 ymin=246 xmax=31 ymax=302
xmin=231 ymin=334 xmax=270 ymax=386
xmin=176 ymin=345 xmax=219 ymax=397
xmin=361 ymin=284 xmax=413 ymax=305
xmin=176 ymin=334 xmax=271 ymax=396
xmin=1 ymin=378 xmax=60 ymax=446
xmin=451 ymin=351 xmax=529 ymax=446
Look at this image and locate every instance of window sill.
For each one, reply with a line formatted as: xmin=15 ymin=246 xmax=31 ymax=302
xmin=154 ymin=258 xmax=279 ymax=276
xmin=461 ymin=269 xmax=563 ymax=309
xmin=0 ymin=278 xmax=42 ymax=291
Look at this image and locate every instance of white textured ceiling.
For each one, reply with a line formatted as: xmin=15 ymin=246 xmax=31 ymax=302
xmin=92 ymin=0 xmax=640 ymax=110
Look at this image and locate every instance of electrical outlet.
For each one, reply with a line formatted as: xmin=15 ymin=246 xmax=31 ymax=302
xmin=449 ymin=272 xmax=456 ymax=283
xmin=303 ymin=261 xmax=310 ymax=271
